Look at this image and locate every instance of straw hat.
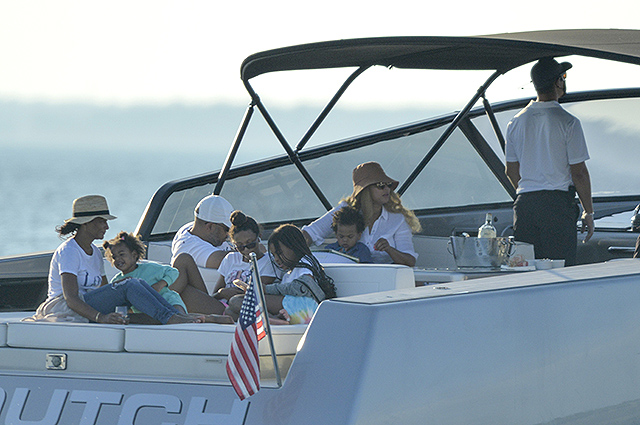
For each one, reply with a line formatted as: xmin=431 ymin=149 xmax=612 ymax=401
xmin=65 ymin=195 xmax=117 ymax=225
xmin=352 ymin=162 xmax=399 ymax=198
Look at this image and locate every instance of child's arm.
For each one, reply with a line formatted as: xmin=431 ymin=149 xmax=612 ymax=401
xmin=151 ymin=280 xmax=168 ymax=292
xmin=150 ymin=264 xmax=179 ymax=292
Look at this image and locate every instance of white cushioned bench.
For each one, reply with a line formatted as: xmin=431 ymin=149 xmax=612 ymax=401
xmin=2 ymin=263 xmax=413 ymax=356
xmin=0 ymin=312 xmax=33 ymax=346
xmin=124 ymin=323 xmax=307 ymax=356
xmin=7 ymin=321 xmax=126 ymax=352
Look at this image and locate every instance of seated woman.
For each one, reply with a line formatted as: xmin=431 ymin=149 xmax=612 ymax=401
xmin=24 ymin=195 xmax=201 ymax=324
xmin=213 ymin=210 xmax=279 ymax=302
xmin=228 ymin=224 xmax=336 ymax=324
xmin=302 ymin=161 xmax=421 ymax=266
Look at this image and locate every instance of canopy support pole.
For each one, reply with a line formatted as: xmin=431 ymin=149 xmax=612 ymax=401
xmin=214 ymin=102 xmax=256 ymax=195
xmin=250 ymin=252 xmax=282 ymax=388
xmin=397 ymin=70 xmax=502 ymax=195
xmin=243 ymin=80 xmax=333 ymax=210
xmin=481 ymin=94 xmax=507 ymax=154
xmin=295 ymin=66 xmax=369 ymax=153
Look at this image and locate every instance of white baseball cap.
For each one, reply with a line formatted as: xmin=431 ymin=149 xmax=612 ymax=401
xmin=194 ymin=195 xmax=234 ymax=228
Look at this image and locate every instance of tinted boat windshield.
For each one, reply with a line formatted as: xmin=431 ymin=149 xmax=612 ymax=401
xmin=473 ymin=95 xmax=640 ymax=197
xmin=142 ymin=30 xmax=640 ymax=240
xmin=147 ymin=91 xmax=640 ymax=239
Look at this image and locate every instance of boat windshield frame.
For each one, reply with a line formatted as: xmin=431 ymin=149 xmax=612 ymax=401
xmin=212 ymin=30 xmax=640 ymax=209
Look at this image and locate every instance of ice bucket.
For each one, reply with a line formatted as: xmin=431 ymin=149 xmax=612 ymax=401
xmin=448 ymin=236 xmax=514 ymax=269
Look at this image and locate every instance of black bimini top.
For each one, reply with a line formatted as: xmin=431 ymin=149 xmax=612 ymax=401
xmin=241 ymin=29 xmax=640 ymax=81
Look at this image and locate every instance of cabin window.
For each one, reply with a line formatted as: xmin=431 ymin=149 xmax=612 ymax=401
xmin=152 ymin=184 xmax=215 ymax=235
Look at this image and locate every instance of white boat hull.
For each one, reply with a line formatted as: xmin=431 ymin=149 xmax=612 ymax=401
xmin=2 ymin=260 xmax=640 ymax=424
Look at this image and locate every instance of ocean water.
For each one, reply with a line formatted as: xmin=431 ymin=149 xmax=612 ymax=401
xmin=0 ymin=146 xmax=221 ymax=258
xmin=0 ymin=101 xmax=445 ymax=258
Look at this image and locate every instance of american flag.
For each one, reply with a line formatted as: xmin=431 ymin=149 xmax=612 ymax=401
xmin=226 ymin=279 xmax=265 ymax=400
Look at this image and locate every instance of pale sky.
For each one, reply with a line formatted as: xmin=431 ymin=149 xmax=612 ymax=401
xmin=1 ymin=0 xmax=639 ymax=109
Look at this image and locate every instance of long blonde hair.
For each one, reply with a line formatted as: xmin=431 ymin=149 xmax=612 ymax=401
xmin=343 ymin=187 xmax=422 ymax=233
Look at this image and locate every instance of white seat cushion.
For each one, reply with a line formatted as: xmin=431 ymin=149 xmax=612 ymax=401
xmin=0 ymin=312 xmax=38 ymax=347
xmin=7 ymin=322 xmax=125 ymax=352
xmin=124 ymin=323 xmax=307 ymax=355
xmin=322 ymin=263 xmax=415 ymax=297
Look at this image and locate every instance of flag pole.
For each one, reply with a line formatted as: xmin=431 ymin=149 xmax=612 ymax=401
xmin=249 ymin=252 xmax=283 ymax=388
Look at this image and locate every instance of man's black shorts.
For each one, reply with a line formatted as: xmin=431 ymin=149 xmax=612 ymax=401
xmin=513 ymin=188 xmax=580 ymax=266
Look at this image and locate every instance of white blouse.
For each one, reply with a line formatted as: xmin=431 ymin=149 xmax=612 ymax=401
xmin=302 ymin=202 xmax=417 ymax=264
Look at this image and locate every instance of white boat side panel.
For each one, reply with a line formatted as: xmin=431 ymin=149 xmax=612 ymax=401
xmin=0 ymin=347 xmax=292 ymax=382
xmin=252 ymin=263 xmax=640 ymax=424
xmin=340 ymin=259 xmax=640 ymax=304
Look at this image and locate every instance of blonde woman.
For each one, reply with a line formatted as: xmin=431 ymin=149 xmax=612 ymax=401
xmin=302 ymin=162 xmax=421 ymax=266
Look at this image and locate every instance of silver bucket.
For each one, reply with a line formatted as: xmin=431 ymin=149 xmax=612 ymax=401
xmin=448 ymin=236 xmax=515 ymax=269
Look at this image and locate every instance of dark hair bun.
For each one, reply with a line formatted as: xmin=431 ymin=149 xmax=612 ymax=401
xmin=230 ymin=210 xmax=247 ymax=227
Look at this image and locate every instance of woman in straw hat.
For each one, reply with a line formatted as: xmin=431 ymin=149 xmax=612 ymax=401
xmin=25 ymin=195 xmax=202 ymax=324
xmin=302 ymin=162 xmax=421 ymax=266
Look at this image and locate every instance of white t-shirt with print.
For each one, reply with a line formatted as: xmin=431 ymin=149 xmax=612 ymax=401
xmin=47 ymin=238 xmax=105 ymax=299
xmin=217 ymin=251 xmax=278 ymax=288
xmin=171 ymin=222 xmax=232 ymax=268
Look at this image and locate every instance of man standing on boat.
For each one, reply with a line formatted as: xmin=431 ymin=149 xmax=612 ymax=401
xmin=171 ymin=195 xmax=235 ymax=269
xmin=505 ymin=57 xmax=595 ymax=266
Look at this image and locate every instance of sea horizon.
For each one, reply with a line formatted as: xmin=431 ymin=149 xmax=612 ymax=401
xmin=0 ymin=101 xmax=445 ymax=257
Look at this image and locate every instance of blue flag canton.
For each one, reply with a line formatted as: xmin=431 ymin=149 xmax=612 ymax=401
xmin=239 ymin=284 xmax=258 ymax=330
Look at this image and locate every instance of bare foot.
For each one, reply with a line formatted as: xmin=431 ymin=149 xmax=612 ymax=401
xmin=202 ymin=314 xmax=234 ymax=324
xmin=278 ymin=309 xmax=291 ymax=322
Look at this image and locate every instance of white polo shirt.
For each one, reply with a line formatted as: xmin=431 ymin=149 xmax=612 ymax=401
xmin=505 ymin=100 xmax=590 ymax=194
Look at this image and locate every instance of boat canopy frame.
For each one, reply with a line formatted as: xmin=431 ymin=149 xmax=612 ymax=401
xmin=212 ymin=30 xmax=640 ymax=211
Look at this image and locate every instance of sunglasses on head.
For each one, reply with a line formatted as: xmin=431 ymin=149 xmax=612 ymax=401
xmin=374 ymin=182 xmax=394 ymax=190
xmin=234 ymin=238 xmax=260 ymax=252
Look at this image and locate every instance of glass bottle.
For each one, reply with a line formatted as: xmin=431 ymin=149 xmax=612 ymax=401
xmin=478 ymin=213 xmax=497 ymax=238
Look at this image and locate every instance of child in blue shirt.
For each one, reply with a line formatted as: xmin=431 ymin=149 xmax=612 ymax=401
xmin=324 ymin=206 xmax=372 ymax=263
xmin=103 ymin=231 xmax=232 ymax=324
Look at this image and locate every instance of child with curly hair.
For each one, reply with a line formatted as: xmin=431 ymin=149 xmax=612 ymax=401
xmin=104 ymin=231 xmax=232 ymax=324
xmin=324 ymin=206 xmax=372 ymax=263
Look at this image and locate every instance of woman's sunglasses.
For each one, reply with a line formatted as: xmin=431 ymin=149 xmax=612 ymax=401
xmin=233 ymin=238 xmax=260 ymax=252
xmin=374 ymin=182 xmax=394 ymax=190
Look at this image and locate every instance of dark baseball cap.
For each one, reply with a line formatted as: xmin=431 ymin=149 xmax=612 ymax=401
xmin=531 ymin=57 xmax=572 ymax=90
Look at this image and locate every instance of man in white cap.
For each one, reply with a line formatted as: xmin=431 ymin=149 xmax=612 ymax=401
xmin=171 ymin=195 xmax=235 ymax=269
xmin=505 ymin=57 xmax=594 ymax=266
